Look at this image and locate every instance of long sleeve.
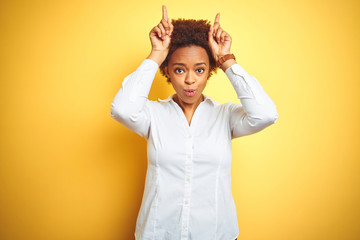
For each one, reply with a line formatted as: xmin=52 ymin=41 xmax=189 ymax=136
xmin=110 ymin=59 xmax=159 ymax=139
xmin=225 ymin=63 xmax=279 ymax=139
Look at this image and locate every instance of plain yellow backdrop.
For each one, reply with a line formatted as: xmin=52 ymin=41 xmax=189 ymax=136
xmin=0 ymin=0 xmax=359 ymax=239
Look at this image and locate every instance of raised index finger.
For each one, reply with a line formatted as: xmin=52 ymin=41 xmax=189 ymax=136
xmin=162 ymin=5 xmax=168 ymax=20
xmin=214 ymin=13 xmax=220 ymax=23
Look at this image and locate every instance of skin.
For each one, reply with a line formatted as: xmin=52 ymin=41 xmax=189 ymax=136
xmin=165 ymin=46 xmax=209 ymax=124
xmin=147 ymin=5 xmax=237 ymax=125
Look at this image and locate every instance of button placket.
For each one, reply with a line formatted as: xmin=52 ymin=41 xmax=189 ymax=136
xmin=181 ymin=131 xmax=194 ymax=239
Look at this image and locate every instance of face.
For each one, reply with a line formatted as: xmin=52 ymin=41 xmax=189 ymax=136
xmin=165 ymin=45 xmax=210 ymax=108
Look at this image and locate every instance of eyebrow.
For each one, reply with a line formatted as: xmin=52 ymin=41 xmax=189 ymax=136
xmin=172 ymin=62 xmax=207 ymax=66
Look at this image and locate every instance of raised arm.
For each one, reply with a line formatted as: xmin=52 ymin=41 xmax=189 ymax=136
xmin=110 ymin=6 xmax=174 ymax=138
xmin=208 ymin=13 xmax=279 ymax=138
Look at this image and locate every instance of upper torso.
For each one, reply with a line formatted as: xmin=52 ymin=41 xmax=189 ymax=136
xmin=135 ymin=94 xmax=239 ymax=240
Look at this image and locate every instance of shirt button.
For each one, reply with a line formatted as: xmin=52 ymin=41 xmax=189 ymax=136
xmin=187 ymin=154 xmax=191 ymax=159
xmin=186 ymin=177 xmax=190 ymax=182
xmin=185 ymin=200 xmax=189 ymax=205
xmin=188 ymin=135 xmax=192 ymax=139
xmin=183 ymin=225 xmax=187 ymax=230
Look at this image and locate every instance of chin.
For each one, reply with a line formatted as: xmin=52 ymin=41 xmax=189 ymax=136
xmin=181 ymin=94 xmax=202 ymax=103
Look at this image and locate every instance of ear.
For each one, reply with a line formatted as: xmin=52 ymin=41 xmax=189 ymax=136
xmin=164 ymin=66 xmax=169 ymax=78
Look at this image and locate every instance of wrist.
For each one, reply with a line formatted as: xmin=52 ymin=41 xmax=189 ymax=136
xmin=220 ymin=58 xmax=236 ymax=72
xmin=216 ymin=52 xmax=230 ymax=60
xmin=218 ymin=52 xmax=231 ymax=58
xmin=147 ymin=50 xmax=168 ymax=66
xmin=217 ymin=53 xmax=236 ymax=71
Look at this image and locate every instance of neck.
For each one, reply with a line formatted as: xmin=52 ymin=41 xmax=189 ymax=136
xmin=173 ymin=94 xmax=204 ymax=114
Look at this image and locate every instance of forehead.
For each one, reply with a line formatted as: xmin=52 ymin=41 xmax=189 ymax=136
xmin=169 ymin=46 xmax=209 ymax=64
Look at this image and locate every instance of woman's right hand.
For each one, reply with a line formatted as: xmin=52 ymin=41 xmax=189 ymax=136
xmin=147 ymin=5 xmax=173 ymax=66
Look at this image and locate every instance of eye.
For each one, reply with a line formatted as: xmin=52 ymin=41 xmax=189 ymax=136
xmin=175 ymin=68 xmax=184 ymax=74
xmin=196 ymin=68 xmax=205 ymax=74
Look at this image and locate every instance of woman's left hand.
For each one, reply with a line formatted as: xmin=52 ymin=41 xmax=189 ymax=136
xmin=208 ymin=13 xmax=232 ymax=63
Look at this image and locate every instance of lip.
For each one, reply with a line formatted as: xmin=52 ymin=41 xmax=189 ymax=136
xmin=184 ymin=89 xmax=196 ymax=97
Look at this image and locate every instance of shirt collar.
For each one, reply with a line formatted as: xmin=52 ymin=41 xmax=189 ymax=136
xmin=158 ymin=93 xmax=215 ymax=105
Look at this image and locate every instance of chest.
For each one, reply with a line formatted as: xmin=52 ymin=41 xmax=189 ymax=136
xmin=147 ymin=101 xmax=233 ymax=169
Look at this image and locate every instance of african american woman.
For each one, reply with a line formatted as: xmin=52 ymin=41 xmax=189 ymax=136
xmin=111 ymin=5 xmax=279 ymax=240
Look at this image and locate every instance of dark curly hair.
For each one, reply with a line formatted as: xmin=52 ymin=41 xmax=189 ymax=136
xmin=159 ymin=18 xmax=218 ymax=83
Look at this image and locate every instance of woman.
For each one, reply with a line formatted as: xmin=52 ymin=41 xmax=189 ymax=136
xmin=111 ymin=6 xmax=279 ymax=240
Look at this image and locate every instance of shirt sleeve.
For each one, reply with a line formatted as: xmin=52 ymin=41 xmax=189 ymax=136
xmin=225 ymin=63 xmax=279 ymax=139
xmin=110 ymin=59 xmax=159 ymax=139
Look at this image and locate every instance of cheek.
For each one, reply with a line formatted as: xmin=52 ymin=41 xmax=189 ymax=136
xmin=170 ymin=74 xmax=184 ymax=84
xmin=170 ymin=79 xmax=183 ymax=90
xmin=200 ymin=73 xmax=209 ymax=85
xmin=200 ymin=80 xmax=208 ymax=89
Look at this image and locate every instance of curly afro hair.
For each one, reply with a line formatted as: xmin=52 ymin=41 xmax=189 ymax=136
xmin=159 ymin=18 xmax=218 ymax=83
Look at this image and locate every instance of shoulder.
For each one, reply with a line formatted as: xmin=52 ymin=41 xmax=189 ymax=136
xmin=204 ymin=95 xmax=241 ymax=111
xmin=203 ymin=94 xmax=221 ymax=107
xmin=204 ymin=96 xmax=246 ymax=120
xmin=144 ymin=96 xmax=173 ymax=111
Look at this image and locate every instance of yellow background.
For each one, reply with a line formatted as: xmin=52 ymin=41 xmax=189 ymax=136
xmin=0 ymin=0 xmax=359 ymax=239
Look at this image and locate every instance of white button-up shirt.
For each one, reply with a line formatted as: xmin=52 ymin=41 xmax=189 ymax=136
xmin=110 ymin=59 xmax=279 ymax=240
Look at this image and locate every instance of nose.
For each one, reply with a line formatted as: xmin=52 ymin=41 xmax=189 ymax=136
xmin=185 ymin=73 xmax=195 ymax=85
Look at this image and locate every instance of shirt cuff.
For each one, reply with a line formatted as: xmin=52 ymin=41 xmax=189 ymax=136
xmin=224 ymin=63 xmax=248 ymax=77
